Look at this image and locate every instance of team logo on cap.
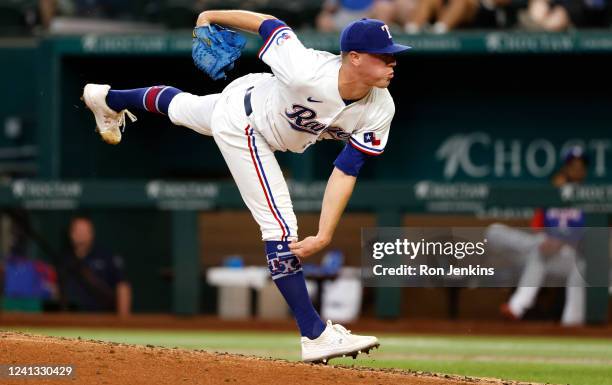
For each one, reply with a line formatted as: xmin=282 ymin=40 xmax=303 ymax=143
xmin=381 ymin=24 xmax=392 ymax=39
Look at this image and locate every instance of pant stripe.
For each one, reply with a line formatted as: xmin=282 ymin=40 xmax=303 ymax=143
xmin=245 ymin=125 xmax=288 ymax=241
xmin=250 ymin=127 xmax=291 ymax=240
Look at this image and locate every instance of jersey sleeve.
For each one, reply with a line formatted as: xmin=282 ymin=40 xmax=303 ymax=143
xmin=258 ymin=19 xmax=316 ymax=84
xmin=334 ymin=143 xmax=369 ymax=177
xmin=543 ymin=208 xmax=585 ymax=244
xmin=348 ymin=100 xmax=394 ymax=156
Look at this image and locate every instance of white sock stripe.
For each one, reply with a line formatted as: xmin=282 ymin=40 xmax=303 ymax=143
xmin=155 ymin=87 xmax=169 ymax=114
xmin=270 ymin=268 xmax=303 ymax=280
xmin=142 ymin=87 xmax=151 ymax=111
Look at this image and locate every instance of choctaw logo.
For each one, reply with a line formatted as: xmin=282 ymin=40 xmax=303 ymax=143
xmin=284 ymin=104 xmax=327 ymax=135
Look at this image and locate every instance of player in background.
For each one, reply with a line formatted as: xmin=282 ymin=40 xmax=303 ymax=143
xmin=487 ymin=147 xmax=588 ymax=326
xmin=82 ymin=10 xmax=410 ymax=362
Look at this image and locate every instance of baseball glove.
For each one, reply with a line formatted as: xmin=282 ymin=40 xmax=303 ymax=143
xmin=192 ymin=24 xmax=247 ymax=81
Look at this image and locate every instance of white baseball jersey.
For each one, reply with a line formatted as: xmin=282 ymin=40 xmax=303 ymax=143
xmin=246 ymin=22 xmax=395 ymax=156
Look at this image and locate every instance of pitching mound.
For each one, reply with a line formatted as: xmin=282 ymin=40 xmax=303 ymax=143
xmin=0 ymin=332 xmax=539 ymax=385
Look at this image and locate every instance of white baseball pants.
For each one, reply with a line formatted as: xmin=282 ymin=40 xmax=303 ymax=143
xmin=167 ymin=76 xmax=298 ymax=241
xmin=486 ymin=224 xmax=585 ymax=325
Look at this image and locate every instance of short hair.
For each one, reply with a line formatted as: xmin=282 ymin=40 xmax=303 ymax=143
xmin=69 ymin=214 xmax=94 ymax=230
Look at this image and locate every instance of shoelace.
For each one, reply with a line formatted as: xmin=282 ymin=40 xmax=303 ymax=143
xmin=117 ymin=109 xmax=137 ymax=132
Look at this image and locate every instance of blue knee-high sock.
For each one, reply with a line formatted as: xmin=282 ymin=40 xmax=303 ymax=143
xmin=106 ymin=86 xmax=181 ymax=115
xmin=266 ymin=241 xmax=326 ymax=339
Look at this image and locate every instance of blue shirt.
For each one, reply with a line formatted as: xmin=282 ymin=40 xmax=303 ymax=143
xmin=61 ymin=245 xmax=126 ymax=311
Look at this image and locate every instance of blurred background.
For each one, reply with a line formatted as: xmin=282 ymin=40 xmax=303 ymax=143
xmin=0 ymin=0 xmax=611 ymax=335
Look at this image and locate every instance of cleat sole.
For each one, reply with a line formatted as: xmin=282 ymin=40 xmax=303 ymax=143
xmin=304 ymin=342 xmax=380 ymax=365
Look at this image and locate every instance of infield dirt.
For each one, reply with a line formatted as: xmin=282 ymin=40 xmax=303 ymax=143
xmin=0 ymin=331 xmax=544 ymax=385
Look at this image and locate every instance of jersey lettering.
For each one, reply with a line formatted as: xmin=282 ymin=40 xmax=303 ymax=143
xmin=284 ymin=104 xmax=327 ymax=134
xmin=323 ymin=126 xmax=351 ymax=140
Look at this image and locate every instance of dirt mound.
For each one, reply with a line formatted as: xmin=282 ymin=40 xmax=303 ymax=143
xmin=0 ymin=331 xmax=540 ymax=385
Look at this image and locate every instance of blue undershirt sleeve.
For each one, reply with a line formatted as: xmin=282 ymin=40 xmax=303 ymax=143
xmin=258 ymin=19 xmax=288 ymax=40
xmin=333 ymin=143 xmax=369 ymax=177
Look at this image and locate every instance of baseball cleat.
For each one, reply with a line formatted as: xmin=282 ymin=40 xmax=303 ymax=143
xmin=301 ymin=320 xmax=379 ymax=364
xmin=82 ymin=83 xmax=137 ymax=145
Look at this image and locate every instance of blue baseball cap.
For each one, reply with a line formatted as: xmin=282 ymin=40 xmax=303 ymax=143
xmin=562 ymin=146 xmax=589 ymax=165
xmin=340 ymin=18 xmax=411 ymax=54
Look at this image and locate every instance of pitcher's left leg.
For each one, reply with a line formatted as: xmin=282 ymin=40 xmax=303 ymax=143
xmin=210 ymin=116 xmax=325 ymax=341
xmin=82 ymin=84 xmax=182 ymax=144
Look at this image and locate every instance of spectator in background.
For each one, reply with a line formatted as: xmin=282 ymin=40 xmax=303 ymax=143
xmin=317 ymin=0 xmax=411 ymax=31
xmin=489 ymin=147 xmax=589 ymax=326
xmin=38 ymin=0 xmax=161 ymax=33
xmin=470 ymin=0 xmax=522 ymax=30
xmin=40 ymin=0 xmax=120 ymax=28
xmin=518 ymin=0 xmax=608 ymax=31
xmin=518 ymin=0 xmax=572 ymax=30
xmin=59 ymin=215 xmax=131 ymax=317
xmin=551 ymin=146 xmax=587 ymax=187
xmin=404 ymin=0 xmax=480 ymax=33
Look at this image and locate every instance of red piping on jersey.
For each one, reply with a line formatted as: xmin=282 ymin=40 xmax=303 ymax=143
xmin=258 ymin=25 xmax=289 ymax=58
xmin=245 ymin=125 xmax=287 ymax=241
xmin=349 ymin=139 xmax=384 ymax=156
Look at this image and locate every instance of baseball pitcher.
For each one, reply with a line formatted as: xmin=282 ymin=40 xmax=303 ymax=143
xmin=82 ymin=9 xmax=410 ymax=363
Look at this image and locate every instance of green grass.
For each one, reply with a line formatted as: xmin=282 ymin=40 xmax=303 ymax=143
xmin=4 ymin=327 xmax=612 ymax=385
